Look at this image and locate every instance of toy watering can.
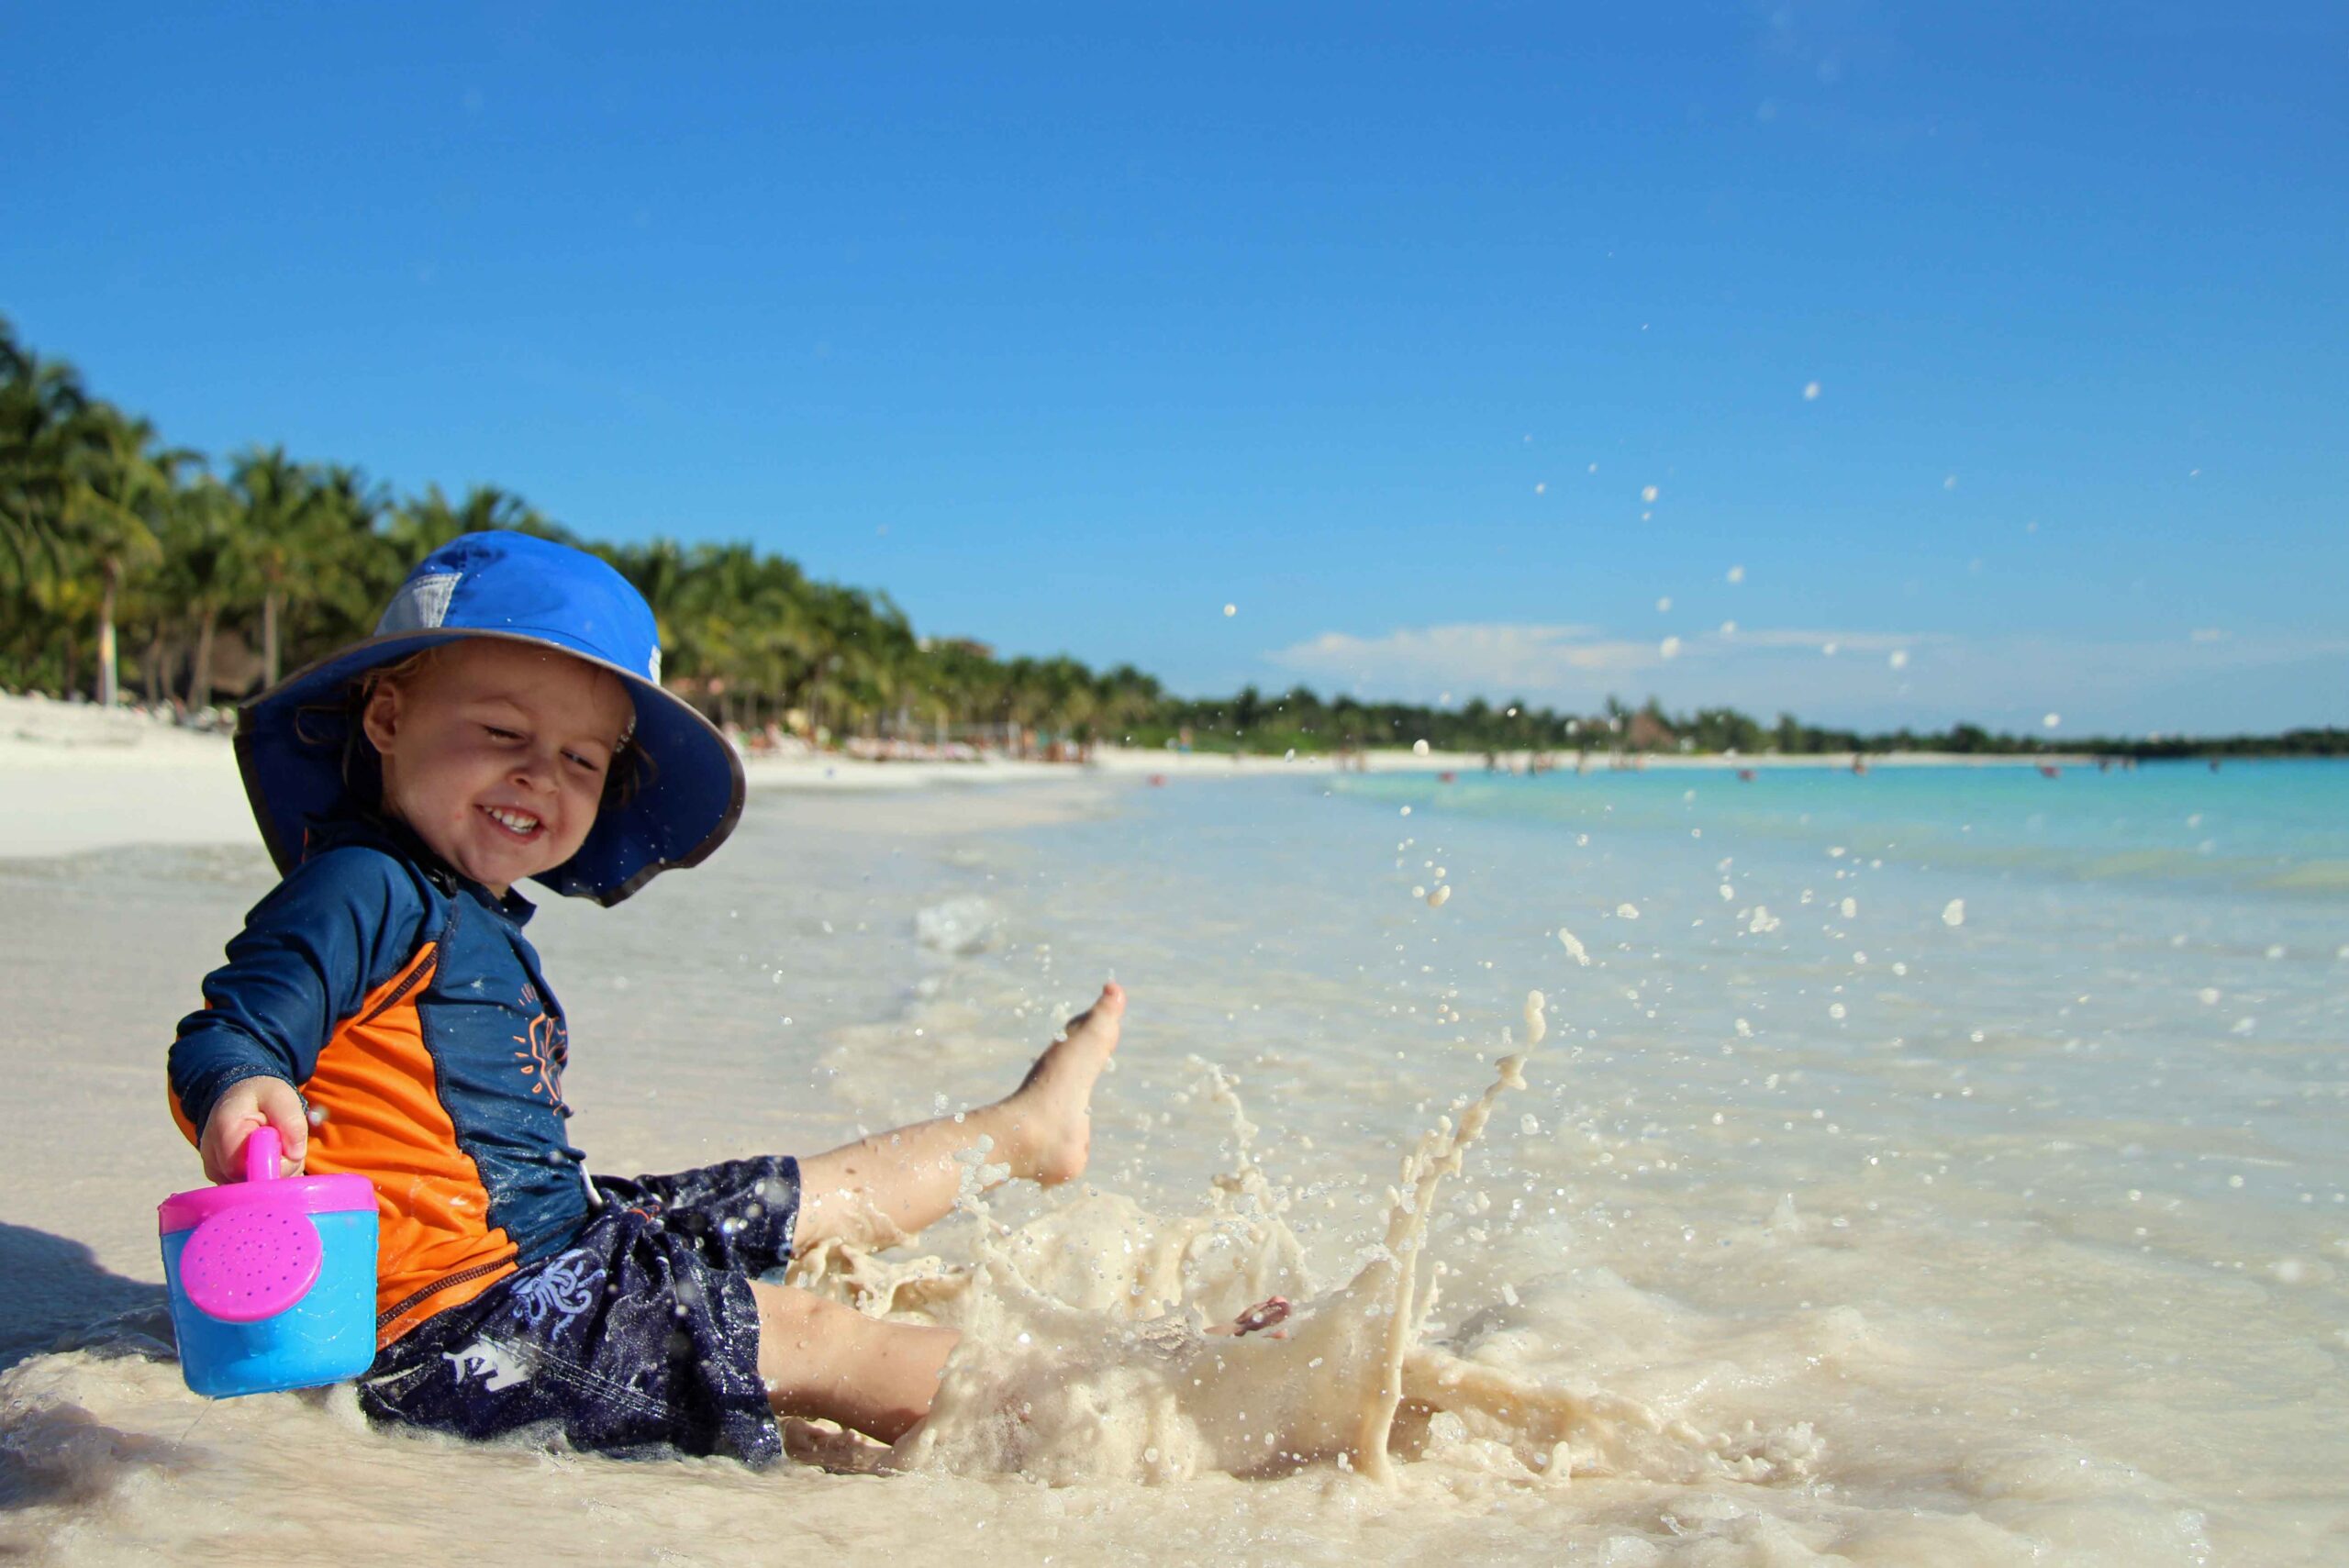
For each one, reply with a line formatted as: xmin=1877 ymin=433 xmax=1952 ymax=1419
xmin=158 ymin=1126 xmax=378 ymax=1397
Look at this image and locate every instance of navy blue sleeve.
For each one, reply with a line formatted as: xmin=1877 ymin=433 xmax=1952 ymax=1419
xmin=168 ymin=846 xmax=432 ymax=1139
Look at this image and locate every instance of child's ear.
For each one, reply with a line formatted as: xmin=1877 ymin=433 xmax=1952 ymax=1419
xmin=360 ymin=680 xmax=403 ymax=755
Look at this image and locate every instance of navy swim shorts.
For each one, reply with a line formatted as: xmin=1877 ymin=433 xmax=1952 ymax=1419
xmin=357 ymin=1155 xmax=801 ymax=1465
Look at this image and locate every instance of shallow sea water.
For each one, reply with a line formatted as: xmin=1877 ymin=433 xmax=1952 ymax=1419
xmin=3 ymin=763 xmax=2344 ymax=1565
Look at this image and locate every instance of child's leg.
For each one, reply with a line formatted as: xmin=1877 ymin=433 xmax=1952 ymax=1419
xmin=764 ymin=984 xmax=1291 ymax=1444
xmin=756 ymin=984 xmax=1123 ymax=1442
xmin=752 ymin=1279 xmax=958 ymax=1443
xmin=793 ymin=983 xmax=1124 ymax=1252
xmin=751 ymin=1279 xmax=1293 ymax=1443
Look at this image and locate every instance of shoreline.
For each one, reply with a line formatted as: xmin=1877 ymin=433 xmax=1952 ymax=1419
xmin=0 ymin=689 xmax=2144 ymax=861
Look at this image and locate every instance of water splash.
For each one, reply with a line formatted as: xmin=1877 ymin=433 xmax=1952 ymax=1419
xmin=796 ymin=990 xmax=1819 ymax=1490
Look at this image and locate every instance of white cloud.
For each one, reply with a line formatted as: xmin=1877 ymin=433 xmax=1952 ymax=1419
xmin=1266 ymin=622 xmax=1933 ymax=697
xmin=1268 ymin=624 xmax=1654 ymax=694
xmin=1713 ymin=627 xmax=1925 ymax=654
xmin=1260 ymin=621 xmax=2349 ymax=730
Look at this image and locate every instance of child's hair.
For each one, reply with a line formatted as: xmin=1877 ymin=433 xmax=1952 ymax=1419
xmin=294 ymin=645 xmax=652 ymax=818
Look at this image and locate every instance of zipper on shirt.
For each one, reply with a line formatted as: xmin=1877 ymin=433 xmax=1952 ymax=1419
xmin=351 ymin=902 xmax=460 ymax=1030
xmin=351 ymin=951 xmax=437 ymax=1029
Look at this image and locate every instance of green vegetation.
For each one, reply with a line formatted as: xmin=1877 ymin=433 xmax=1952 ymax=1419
xmin=5 ymin=316 xmax=2341 ymax=760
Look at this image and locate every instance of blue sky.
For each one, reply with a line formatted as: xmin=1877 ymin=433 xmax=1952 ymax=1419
xmin=5 ymin=3 xmax=2343 ymax=735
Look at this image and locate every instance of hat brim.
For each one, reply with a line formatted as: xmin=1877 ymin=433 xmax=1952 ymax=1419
xmin=235 ymin=629 xmax=745 ymax=906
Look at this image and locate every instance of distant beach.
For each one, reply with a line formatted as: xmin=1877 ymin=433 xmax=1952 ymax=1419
xmin=0 ymin=689 xmax=2096 ymax=860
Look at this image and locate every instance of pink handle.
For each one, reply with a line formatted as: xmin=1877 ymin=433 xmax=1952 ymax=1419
xmin=242 ymin=1124 xmax=284 ymax=1184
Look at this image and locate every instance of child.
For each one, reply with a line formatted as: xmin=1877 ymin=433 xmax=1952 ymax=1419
xmin=167 ymin=531 xmax=1267 ymax=1465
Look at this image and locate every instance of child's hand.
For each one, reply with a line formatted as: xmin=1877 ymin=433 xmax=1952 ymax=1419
xmin=198 ymin=1077 xmax=310 ymax=1184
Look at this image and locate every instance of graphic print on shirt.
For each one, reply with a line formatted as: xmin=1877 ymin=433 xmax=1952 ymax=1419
xmin=508 ymin=1249 xmax=604 ymax=1333
xmin=512 ymin=981 xmax=567 ymax=1115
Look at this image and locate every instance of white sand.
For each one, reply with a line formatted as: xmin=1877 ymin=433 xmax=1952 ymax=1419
xmin=0 ymin=696 xmax=254 ymax=858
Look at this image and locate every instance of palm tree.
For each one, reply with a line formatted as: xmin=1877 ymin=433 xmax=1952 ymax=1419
xmin=741 ymin=554 xmax=824 ymax=728
xmin=791 ymin=581 xmax=914 ymax=740
xmin=227 ymin=446 xmax=324 ymax=687
xmin=0 ymin=323 xmax=96 ymax=584
xmin=1093 ymin=663 xmax=1165 ymax=742
xmin=602 ymin=537 xmax=704 ymax=682
xmin=158 ymin=474 xmax=250 ymax=711
xmin=219 ymin=450 xmax=398 ymax=684
xmin=838 ymin=590 xmax=919 ymax=736
xmin=58 ymin=406 xmax=181 ymax=705
xmin=910 ymin=638 xmax=1003 ymax=740
xmin=26 ymin=565 xmax=101 ymax=698
xmin=384 ymin=483 xmax=568 ymax=565
xmin=996 ymin=657 xmax=1058 ymax=755
xmin=695 ymin=544 xmax=806 ymax=725
xmin=295 ymin=462 xmax=397 ymax=661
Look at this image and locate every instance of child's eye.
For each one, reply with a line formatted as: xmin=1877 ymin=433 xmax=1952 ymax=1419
xmin=484 ymin=726 xmax=523 ymax=742
xmin=564 ymin=751 xmax=607 ymax=775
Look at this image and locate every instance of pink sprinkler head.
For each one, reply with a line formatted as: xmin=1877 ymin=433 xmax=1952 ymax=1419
xmin=178 ymin=1127 xmax=324 ymax=1324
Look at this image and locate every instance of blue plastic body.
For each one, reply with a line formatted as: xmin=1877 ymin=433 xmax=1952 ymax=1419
xmin=161 ymin=1208 xmax=380 ymax=1397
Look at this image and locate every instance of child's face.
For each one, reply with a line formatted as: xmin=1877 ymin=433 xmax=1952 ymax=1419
xmin=362 ymin=639 xmax=637 ymax=897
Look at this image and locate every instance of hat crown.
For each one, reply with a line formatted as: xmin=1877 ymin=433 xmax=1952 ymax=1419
xmin=377 ymin=532 xmax=662 ymax=684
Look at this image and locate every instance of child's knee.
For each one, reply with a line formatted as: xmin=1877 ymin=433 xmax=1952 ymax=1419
xmin=751 ymin=1282 xmax=852 ymax=1396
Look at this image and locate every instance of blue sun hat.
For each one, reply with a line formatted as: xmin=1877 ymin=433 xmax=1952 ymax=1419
xmin=235 ymin=531 xmax=744 ymax=906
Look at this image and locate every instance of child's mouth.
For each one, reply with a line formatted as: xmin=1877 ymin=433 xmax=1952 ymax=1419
xmin=479 ymin=805 xmax=545 ymax=842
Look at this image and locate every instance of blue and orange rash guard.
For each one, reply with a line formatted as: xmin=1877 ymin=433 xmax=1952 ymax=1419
xmin=168 ymin=820 xmax=593 ymax=1347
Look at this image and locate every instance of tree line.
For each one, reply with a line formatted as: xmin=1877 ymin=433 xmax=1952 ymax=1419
xmin=6 ymin=316 xmax=2339 ymax=760
xmin=1 ymin=314 xmax=1162 ymax=744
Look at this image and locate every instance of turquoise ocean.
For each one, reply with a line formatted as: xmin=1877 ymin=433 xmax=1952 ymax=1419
xmin=867 ymin=758 xmax=2348 ymax=1561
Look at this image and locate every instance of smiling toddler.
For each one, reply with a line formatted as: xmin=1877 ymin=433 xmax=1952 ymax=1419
xmin=164 ymin=531 xmax=1233 ymax=1462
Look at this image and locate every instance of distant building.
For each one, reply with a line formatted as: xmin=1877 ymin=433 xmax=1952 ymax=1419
xmin=1624 ymin=710 xmax=1677 ymax=752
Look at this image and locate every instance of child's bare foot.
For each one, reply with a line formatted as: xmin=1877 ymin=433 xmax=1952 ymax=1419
xmin=999 ymin=983 xmax=1124 ymax=1184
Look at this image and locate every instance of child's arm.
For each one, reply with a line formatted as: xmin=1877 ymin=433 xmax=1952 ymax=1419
xmin=168 ymin=845 xmax=431 ymax=1184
